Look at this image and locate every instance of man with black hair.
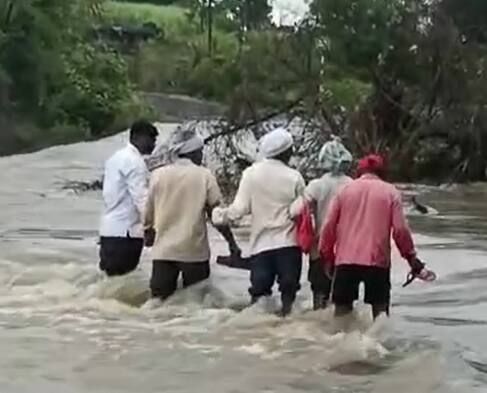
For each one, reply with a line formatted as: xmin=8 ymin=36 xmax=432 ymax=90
xmin=99 ymin=120 xmax=158 ymax=276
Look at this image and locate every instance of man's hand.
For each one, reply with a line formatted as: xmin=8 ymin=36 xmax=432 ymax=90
xmin=408 ymin=257 xmax=425 ymax=275
xmin=212 ymin=207 xmax=228 ymax=226
xmin=320 ymin=250 xmax=335 ymax=279
xmin=229 ymin=242 xmax=242 ymax=259
xmin=144 ymin=228 xmax=155 ymax=247
xmin=323 ymin=261 xmax=335 ymax=279
xmin=403 ymin=256 xmax=435 ymax=287
xmin=209 ymin=204 xmax=240 ymax=260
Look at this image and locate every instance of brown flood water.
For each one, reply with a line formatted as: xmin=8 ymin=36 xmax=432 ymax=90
xmin=0 ymin=128 xmax=485 ymax=392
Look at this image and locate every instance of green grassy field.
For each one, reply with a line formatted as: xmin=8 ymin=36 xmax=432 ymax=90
xmin=103 ymin=1 xmax=190 ymax=36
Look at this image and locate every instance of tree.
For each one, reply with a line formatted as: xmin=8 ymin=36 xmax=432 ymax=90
xmin=440 ymin=0 xmax=487 ymax=43
xmin=0 ymin=0 xmax=137 ymax=138
xmin=295 ymin=0 xmax=487 ymax=180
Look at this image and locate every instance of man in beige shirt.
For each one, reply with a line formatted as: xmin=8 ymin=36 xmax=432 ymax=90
xmin=145 ymin=126 xmax=240 ymax=300
xmin=213 ymin=127 xmax=305 ymax=316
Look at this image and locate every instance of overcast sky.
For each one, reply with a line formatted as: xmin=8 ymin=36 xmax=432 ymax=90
xmin=270 ymin=0 xmax=310 ymax=26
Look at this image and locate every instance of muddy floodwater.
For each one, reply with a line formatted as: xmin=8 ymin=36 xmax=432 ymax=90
xmin=0 ymin=128 xmax=486 ymax=393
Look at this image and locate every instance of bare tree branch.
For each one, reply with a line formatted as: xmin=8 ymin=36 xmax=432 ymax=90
xmin=204 ymin=95 xmax=305 ymax=143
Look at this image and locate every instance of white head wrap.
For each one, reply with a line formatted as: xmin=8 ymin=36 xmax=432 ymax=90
xmin=168 ymin=125 xmax=204 ymax=159
xmin=318 ymin=135 xmax=353 ymax=175
xmin=259 ymin=127 xmax=294 ymax=159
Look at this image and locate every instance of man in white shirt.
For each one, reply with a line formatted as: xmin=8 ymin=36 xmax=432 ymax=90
xmin=213 ymin=127 xmax=305 ymax=316
xmin=99 ymin=120 xmax=158 ymax=276
xmin=145 ymin=126 xmax=240 ymax=300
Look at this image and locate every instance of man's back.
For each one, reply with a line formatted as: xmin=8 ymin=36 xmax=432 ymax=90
xmin=100 ymin=144 xmax=148 ymax=238
xmin=147 ymin=159 xmax=221 ymax=262
xmin=234 ymin=159 xmax=305 ymax=254
xmin=322 ymin=173 xmax=414 ymax=268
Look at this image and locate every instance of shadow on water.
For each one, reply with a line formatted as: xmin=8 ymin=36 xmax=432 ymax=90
xmin=404 ymin=316 xmax=487 ymax=327
xmin=3 ymin=228 xmax=98 ymax=241
xmin=465 ymin=359 xmax=487 ymax=374
xmin=330 ymin=361 xmax=391 ymax=375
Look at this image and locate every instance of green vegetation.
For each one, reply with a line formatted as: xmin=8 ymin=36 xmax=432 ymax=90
xmin=111 ymin=0 xmax=487 ymax=182
xmin=0 ymin=0 xmax=148 ymax=155
xmin=103 ymin=2 xmax=189 ymax=35
xmin=106 ymin=1 xmax=370 ymax=113
xmin=2 ymin=0 xmax=487 ymax=182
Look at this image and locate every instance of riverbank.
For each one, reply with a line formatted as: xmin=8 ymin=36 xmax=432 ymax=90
xmin=0 ymin=93 xmax=224 ymax=156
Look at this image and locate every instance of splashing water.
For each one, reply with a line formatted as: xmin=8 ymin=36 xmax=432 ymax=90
xmin=0 ymin=126 xmax=484 ymax=392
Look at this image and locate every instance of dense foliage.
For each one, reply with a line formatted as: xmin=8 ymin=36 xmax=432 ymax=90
xmin=2 ymin=0 xmax=487 ymax=182
xmin=112 ymin=0 xmax=487 ymax=181
xmin=0 ymin=0 xmax=144 ymax=154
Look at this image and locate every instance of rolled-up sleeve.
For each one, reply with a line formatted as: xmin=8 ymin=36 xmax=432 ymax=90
xmin=296 ymin=174 xmax=305 ymax=196
xmin=144 ymin=174 xmax=156 ymax=230
xmin=289 ymin=174 xmax=306 ymax=217
xmin=290 ymin=180 xmax=319 ymax=218
xmin=391 ymin=193 xmax=416 ymax=261
xmin=206 ymin=172 xmax=223 ymax=209
xmin=226 ymin=169 xmax=252 ymax=221
xmin=289 ymin=195 xmax=305 ymax=218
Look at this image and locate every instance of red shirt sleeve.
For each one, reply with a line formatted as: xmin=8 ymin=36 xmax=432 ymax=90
xmin=391 ymin=192 xmax=417 ymax=262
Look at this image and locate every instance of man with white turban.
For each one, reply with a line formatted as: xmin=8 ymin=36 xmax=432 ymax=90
xmin=213 ymin=127 xmax=305 ymax=317
xmin=145 ymin=125 xmax=240 ymax=301
xmin=290 ymin=136 xmax=353 ymax=310
xmin=167 ymin=126 xmax=206 ymax=160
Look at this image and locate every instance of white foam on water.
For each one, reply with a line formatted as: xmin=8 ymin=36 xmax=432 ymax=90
xmin=0 ymin=253 xmax=404 ymax=379
xmin=0 ymin=127 xmax=481 ymax=392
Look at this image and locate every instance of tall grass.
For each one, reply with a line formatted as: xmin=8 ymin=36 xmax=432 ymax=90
xmin=101 ymin=1 xmax=241 ymax=99
xmin=103 ymin=1 xmax=193 ymax=37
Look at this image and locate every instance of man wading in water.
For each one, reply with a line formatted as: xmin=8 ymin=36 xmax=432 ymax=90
xmin=320 ymin=154 xmax=427 ymax=321
xmin=144 ymin=126 xmax=240 ymax=301
xmin=213 ymin=127 xmax=306 ymax=317
xmin=290 ymin=136 xmax=353 ymax=310
xmin=99 ymin=120 xmax=158 ymax=277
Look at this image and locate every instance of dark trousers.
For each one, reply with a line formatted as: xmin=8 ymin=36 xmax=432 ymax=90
xmin=99 ymin=236 xmax=144 ymax=276
xmin=332 ymin=265 xmax=391 ymax=306
xmin=151 ymin=260 xmax=210 ymax=300
xmin=308 ymin=258 xmax=332 ymax=296
xmin=249 ymin=247 xmax=302 ymax=304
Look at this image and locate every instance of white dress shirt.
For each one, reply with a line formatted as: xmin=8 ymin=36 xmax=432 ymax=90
xmin=99 ymin=143 xmax=149 ymax=238
xmin=213 ymin=159 xmax=305 ymax=256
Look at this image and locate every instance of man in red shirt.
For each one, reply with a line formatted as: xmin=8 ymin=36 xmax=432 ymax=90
xmin=320 ymin=154 xmax=425 ymax=319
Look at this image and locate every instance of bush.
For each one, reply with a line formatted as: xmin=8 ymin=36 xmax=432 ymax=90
xmin=41 ymin=43 xmax=138 ymax=136
xmin=0 ymin=0 xmax=147 ymax=154
xmin=115 ymin=0 xmax=180 ymax=5
xmin=0 ymin=117 xmax=90 ymax=155
xmin=129 ymin=40 xmax=194 ymax=92
xmin=103 ymin=1 xmax=193 ymax=37
xmin=325 ymin=78 xmax=371 ymax=110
